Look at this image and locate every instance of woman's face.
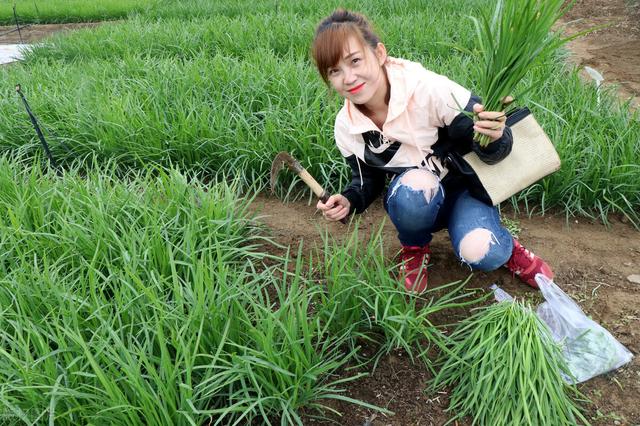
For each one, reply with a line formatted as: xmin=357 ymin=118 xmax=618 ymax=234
xmin=326 ymin=36 xmax=387 ymax=105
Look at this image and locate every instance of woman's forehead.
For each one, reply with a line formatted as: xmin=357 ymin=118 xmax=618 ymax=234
xmin=341 ymin=36 xmax=366 ymax=59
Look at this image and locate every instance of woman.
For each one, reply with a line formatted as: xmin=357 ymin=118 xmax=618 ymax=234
xmin=312 ymin=9 xmax=554 ymax=293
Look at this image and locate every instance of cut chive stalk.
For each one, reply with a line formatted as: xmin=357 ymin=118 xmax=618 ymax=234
xmin=431 ymin=301 xmax=590 ymax=425
xmin=470 ymin=0 xmax=576 ymax=147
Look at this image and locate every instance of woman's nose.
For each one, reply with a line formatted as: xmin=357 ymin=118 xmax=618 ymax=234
xmin=343 ymin=67 xmax=356 ymax=85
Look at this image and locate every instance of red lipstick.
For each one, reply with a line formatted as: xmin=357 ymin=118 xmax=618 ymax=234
xmin=348 ymin=83 xmax=365 ymax=94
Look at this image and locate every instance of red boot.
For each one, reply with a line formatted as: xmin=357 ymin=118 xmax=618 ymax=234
xmin=399 ymin=244 xmax=431 ymax=293
xmin=504 ymin=239 xmax=554 ymax=289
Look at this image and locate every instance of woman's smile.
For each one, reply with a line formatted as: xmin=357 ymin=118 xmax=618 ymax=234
xmin=348 ymin=83 xmax=365 ymax=94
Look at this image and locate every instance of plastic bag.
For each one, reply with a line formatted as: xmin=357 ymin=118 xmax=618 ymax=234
xmin=535 ymin=274 xmax=633 ymax=384
xmin=491 ymin=275 xmax=634 ymax=384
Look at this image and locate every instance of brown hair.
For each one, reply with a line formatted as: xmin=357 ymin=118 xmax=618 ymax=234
xmin=311 ymin=9 xmax=381 ymax=83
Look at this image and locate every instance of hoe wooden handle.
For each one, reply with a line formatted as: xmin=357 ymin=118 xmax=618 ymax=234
xmin=298 ymin=169 xmax=325 ymax=199
xmin=298 ymin=171 xmax=347 ymax=225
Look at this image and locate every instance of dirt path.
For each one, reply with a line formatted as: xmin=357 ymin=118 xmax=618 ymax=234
xmin=0 ymin=22 xmax=100 ymax=44
xmin=561 ymin=0 xmax=640 ymax=109
xmin=251 ymin=195 xmax=640 ymax=425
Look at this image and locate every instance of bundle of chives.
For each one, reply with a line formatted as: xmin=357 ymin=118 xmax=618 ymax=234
xmin=431 ymin=301 xmax=590 ymax=425
xmin=470 ymin=0 xmax=574 ymax=146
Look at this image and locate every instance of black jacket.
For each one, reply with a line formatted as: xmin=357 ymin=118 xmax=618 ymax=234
xmin=341 ymin=95 xmax=513 ymax=213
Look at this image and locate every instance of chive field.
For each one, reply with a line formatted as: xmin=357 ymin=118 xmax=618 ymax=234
xmin=0 ymin=0 xmax=156 ymax=24
xmin=1 ymin=0 xmax=638 ymax=223
xmin=0 ymin=155 xmax=479 ymax=424
xmin=0 ymin=0 xmax=637 ymax=423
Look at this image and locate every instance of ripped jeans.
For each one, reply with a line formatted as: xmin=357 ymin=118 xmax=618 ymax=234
xmin=384 ymin=169 xmax=513 ymax=271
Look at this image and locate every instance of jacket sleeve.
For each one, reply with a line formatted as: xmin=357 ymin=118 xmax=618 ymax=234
xmin=445 ymin=94 xmax=513 ymax=164
xmin=333 ymin=111 xmax=387 ymax=215
xmin=341 ymin=155 xmax=387 ymax=214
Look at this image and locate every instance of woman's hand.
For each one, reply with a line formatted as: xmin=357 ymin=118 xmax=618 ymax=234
xmin=473 ymin=103 xmax=507 ymax=143
xmin=317 ymin=194 xmax=351 ymax=221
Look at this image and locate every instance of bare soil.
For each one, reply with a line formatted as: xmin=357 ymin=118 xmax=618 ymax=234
xmin=0 ymin=22 xmax=100 ymax=44
xmin=252 ymin=195 xmax=640 ymax=425
xmin=560 ymin=0 xmax=640 ymax=109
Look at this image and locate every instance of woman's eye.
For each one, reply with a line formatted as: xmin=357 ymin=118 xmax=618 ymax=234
xmin=328 ymin=68 xmax=340 ymax=76
xmin=352 ymin=57 xmax=361 ymax=64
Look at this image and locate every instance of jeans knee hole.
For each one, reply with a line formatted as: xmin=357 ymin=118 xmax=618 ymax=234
xmin=396 ymin=170 xmax=439 ymax=203
xmin=458 ymin=229 xmax=494 ymax=264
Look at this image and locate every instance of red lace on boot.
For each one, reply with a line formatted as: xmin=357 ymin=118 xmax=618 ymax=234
xmin=399 ymin=244 xmax=431 ymax=293
xmin=504 ymin=239 xmax=554 ymax=289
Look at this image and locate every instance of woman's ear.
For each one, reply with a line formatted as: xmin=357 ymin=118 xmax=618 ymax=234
xmin=375 ymin=42 xmax=388 ymax=65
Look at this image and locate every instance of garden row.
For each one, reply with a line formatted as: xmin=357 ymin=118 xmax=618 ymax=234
xmin=0 ymin=155 xmax=477 ymax=424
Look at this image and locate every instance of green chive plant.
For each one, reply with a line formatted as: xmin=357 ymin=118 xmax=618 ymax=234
xmin=315 ymin=220 xmax=483 ymax=370
xmin=0 ymin=0 xmax=156 ymax=24
xmin=431 ymin=301 xmax=590 ymax=425
xmin=0 ymin=155 xmax=391 ymax=424
xmin=468 ymin=0 xmax=577 ymax=146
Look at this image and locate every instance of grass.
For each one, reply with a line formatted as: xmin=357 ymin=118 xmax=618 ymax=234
xmin=0 ymin=154 xmax=477 ymax=423
xmin=0 ymin=156 xmax=269 ymax=424
xmin=0 ymin=155 xmax=344 ymax=424
xmin=0 ymin=0 xmax=637 ymax=422
xmin=314 ymin=220 xmax=483 ymax=369
xmin=0 ymin=0 xmax=156 ymax=24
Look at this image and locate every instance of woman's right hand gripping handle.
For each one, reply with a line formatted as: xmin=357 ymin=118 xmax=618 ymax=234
xmin=317 ymin=194 xmax=350 ymax=223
